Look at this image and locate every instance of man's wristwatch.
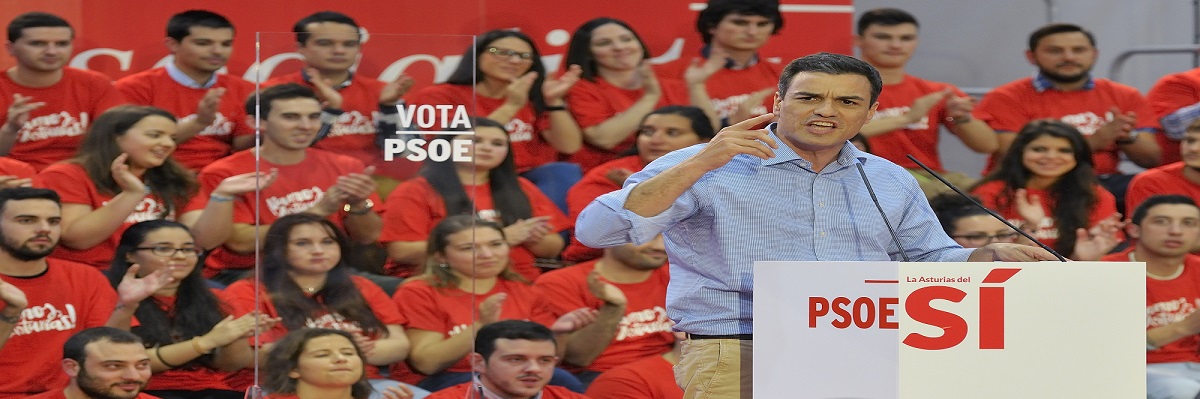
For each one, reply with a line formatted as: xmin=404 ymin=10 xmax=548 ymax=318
xmin=344 ymin=199 xmax=374 ymax=215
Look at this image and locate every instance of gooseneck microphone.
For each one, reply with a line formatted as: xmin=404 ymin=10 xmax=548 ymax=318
xmin=905 ymin=154 xmax=1068 ymax=262
xmin=855 ymin=163 xmax=911 ymax=262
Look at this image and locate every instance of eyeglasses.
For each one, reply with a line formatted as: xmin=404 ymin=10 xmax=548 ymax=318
xmin=486 ymin=47 xmax=534 ymax=61
xmin=135 ymin=246 xmax=202 ymax=257
xmin=951 ymin=232 xmax=1020 ymax=245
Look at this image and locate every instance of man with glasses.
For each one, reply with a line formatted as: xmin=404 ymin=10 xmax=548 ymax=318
xmin=929 ymin=193 xmax=1019 ymax=248
xmin=1101 ymin=195 xmax=1200 ymax=399
xmin=0 ymin=187 xmax=167 ymax=398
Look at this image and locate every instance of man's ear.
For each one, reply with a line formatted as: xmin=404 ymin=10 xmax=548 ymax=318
xmin=469 ymin=353 xmax=487 ymax=373
xmin=63 ymin=359 xmax=81 ymax=378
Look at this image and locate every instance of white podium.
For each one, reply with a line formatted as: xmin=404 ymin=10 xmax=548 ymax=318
xmin=753 ymin=261 xmax=1145 ymax=398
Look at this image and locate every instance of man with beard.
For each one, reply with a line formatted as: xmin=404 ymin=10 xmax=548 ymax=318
xmin=23 ymin=327 xmax=158 ymax=399
xmin=1101 ymin=195 xmax=1200 ymax=399
xmin=534 ymin=235 xmax=672 ymax=387
xmin=1127 ymin=121 xmax=1200 ymax=217
xmin=976 ymin=23 xmax=1160 ymax=211
xmin=0 ymin=188 xmax=166 ymax=398
xmin=425 ymin=321 xmax=590 ymax=399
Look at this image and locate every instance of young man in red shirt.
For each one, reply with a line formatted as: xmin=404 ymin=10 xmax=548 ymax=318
xmin=425 ymin=320 xmax=589 ymax=399
xmin=0 ymin=12 xmax=123 ymax=170
xmin=116 ymin=10 xmax=256 ymax=171
xmin=23 ymin=327 xmax=159 ymax=399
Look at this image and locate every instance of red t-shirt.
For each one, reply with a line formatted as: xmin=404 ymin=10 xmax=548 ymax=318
xmin=1147 ymin=68 xmax=1200 ymax=165
xmin=975 ymin=77 xmax=1156 ymax=175
xmin=534 ymin=260 xmax=673 ymax=372
xmin=140 ymin=295 xmax=235 ymax=392
xmin=0 ymin=68 xmax=124 ymax=171
xmin=868 ymin=75 xmax=972 ymax=171
xmin=563 ymin=155 xmax=645 ymax=263
xmin=1126 ymin=162 xmax=1200 ymax=214
xmin=584 ymin=354 xmax=681 ymax=399
xmin=185 ymin=148 xmax=382 ymax=276
xmin=379 ymin=176 xmax=569 ymax=280
xmin=971 ymin=180 xmax=1118 ymax=251
xmin=1102 ymin=249 xmax=1200 ymax=364
xmin=0 ymin=156 xmax=38 ymax=186
xmin=21 ymin=390 xmax=161 ymax=399
xmin=408 ymin=84 xmax=557 ymax=172
xmin=566 ymin=77 xmax=690 ymax=171
xmin=390 ymin=278 xmax=553 ymax=383
xmin=426 ymin=382 xmax=589 ymax=399
xmin=654 ymin=57 xmax=782 ymax=122
xmin=263 ymin=72 xmax=384 ymax=167
xmin=115 ymin=68 xmax=255 ymax=171
xmin=39 ymin=162 xmax=175 ymax=269
xmin=0 ymin=259 xmax=118 ymax=398
xmin=220 ymin=275 xmax=404 ymax=387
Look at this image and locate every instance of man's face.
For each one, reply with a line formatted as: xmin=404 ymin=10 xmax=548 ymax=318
xmin=609 ymin=234 xmax=667 ymax=270
xmin=1133 ymin=204 xmax=1200 ymax=259
xmin=1181 ymin=128 xmax=1200 ymax=170
xmin=709 ymin=13 xmax=775 ymax=52
xmin=772 ymin=72 xmax=878 ymax=157
xmin=69 ymin=341 xmax=152 ymax=399
xmin=297 ymin=22 xmax=360 ymax=74
xmin=258 ymin=97 xmax=322 ymax=152
xmin=167 ymin=26 xmax=234 ymax=75
xmin=0 ymin=198 xmax=60 ymax=261
xmin=6 ymin=27 xmax=73 ymax=72
xmin=473 ymin=338 xmax=558 ymax=399
xmin=856 ymin=23 xmax=918 ymax=69
xmin=1026 ymin=31 xmax=1096 ymax=84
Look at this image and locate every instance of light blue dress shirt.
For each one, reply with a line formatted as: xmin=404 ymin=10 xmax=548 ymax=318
xmin=576 ymin=128 xmax=974 ymax=335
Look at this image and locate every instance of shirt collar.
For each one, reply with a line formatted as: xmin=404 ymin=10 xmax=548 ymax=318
xmin=1032 ymin=72 xmax=1095 ymax=92
xmin=760 ymin=124 xmax=866 ymax=168
xmin=472 ymin=376 xmax=542 ymax=399
xmin=700 ymin=45 xmax=759 ymax=70
xmin=300 ymin=68 xmax=354 ymax=90
xmin=165 ymin=58 xmax=218 ymax=89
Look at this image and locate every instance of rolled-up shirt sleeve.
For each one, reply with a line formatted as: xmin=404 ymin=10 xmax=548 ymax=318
xmin=575 ymin=147 xmax=704 ymax=248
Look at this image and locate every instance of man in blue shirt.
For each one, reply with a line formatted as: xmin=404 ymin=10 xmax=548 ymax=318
xmin=576 ymin=52 xmax=1057 ymax=399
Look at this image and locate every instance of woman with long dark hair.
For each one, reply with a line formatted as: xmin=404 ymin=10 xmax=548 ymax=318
xmin=970 ymin=120 xmax=1122 ymax=259
xmin=563 ymin=17 xmax=719 ymax=171
xmin=221 ymin=213 xmax=423 ymax=398
xmin=107 ymin=220 xmax=267 ymax=399
xmin=381 ymin=117 xmax=569 ymax=279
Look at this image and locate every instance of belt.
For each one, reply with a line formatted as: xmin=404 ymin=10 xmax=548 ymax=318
xmin=686 ymin=333 xmax=753 ymax=340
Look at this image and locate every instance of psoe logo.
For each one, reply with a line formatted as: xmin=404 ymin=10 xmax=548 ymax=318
xmin=806 ymin=268 xmax=1021 ymax=351
xmin=383 ymin=103 xmax=475 ymax=162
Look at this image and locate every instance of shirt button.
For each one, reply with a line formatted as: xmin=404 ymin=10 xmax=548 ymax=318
xmin=820 ymin=231 xmax=826 ymax=236
xmin=819 ymin=202 xmax=825 ymax=207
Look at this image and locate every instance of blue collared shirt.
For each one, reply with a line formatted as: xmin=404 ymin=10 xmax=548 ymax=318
xmin=576 ymin=129 xmax=974 ymax=335
xmin=1031 ymin=72 xmax=1095 ymax=92
xmin=165 ymin=58 xmax=218 ymax=89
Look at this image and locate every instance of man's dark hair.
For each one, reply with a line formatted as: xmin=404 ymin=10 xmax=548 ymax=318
xmin=1131 ymin=195 xmax=1198 ymax=226
xmin=696 ymin=0 xmax=783 ymax=44
xmin=1028 ymin=23 xmax=1095 ymax=52
xmin=245 ymin=83 xmax=319 ymax=118
xmin=7 ymin=12 xmax=72 ymax=42
xmin=856 ymin=8 xmax=919 ymax=35
xmin=166 ymin=10 xmax=234 ymax=42
xmin=777 ymin=52 xmax=883 ymax=104
xmin=62 ymin=327 xmax=143 ymax=364
xmin=0 ymin=187 xmax=60 ymax=214
xmin=293 ymin=11 xmax=360 ymax=45
xmin=475 ymin=320 xmax=556 ymax=360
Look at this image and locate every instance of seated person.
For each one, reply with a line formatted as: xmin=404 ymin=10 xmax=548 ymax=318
xmin=221 ymin=214 xmax=422 ymax=399
xmin=563 ymin=106 xmax=713 ymax=262
xmin=22 ymin=327 xmax=157 ymax=399
xmin=424 ymin=320 xmax=590 ymax=399
xmin=970 ymin=120 xmax=1122 ymax=260
xmin=928 ymin=193 xmax=1019 ymax=248
xmin=391 ymin=216 xmax=593 ymax=392
xmin=1100 ymin=195 xmax=1200 ymax=399
xmin=263 ymin=328 xmax=416 ymax=399
xmin=381 ymin=118 xmax=568 ymax=279
xmin=584 ymin=334 xmax=683 ymax=399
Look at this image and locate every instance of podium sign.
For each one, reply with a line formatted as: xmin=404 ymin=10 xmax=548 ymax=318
xmin=753 ymin=261 xmax=1145 ymax=398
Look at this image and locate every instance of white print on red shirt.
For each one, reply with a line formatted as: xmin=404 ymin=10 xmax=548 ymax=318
xmin=873 ymin=105 xmax=930 ymax=130
xmin=178 ymin=112 xmax=235 ymax=137
xmin=19 ymin=112 xmax=89 ymax=143
xmin=505 ymin=118 xmax=533 ymax=143
xmin=328 ymin=111 xmax=378 ymax=137
xmin=711 ymin=94 xmax=768 ymax=119
xmin=266 ymin=186 xmax=324 ymax=217
xmin=1148 ymin=297 xmax=1200 ymax=328
xmin=615 ymin=306 xmax=673 ymax=341
xmin=1059 ymin=111 xmax=1108 ymax=135
xmin=11 ymin=303 xmax=78 ymax=336
xmin=305 ymin=312 xmax=368 ymax=337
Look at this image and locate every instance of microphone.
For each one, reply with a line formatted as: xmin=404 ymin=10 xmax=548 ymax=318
xmin=905 ymin=154 xmax=1067 ymax=262
xmin=855 ymin=163 xmax=911 ymax=262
